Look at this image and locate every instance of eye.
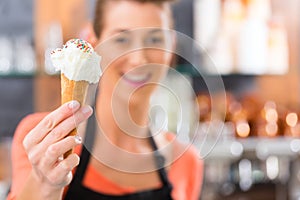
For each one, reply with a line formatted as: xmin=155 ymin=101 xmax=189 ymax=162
xmin=114 ymin=37 xmax=130 ymax=45
xmin=146 ymin=36 xmax=164 ymax=45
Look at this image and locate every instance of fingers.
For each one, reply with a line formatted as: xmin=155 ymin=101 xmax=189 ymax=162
xmin=24 ymin=102 xmax=92 ymax=155
xmin=21 ymin=101 xmax=93 ymax=189
xmin=46 ymin=153 xmax=80 ymax=187
xmin=41 ymin=136 xmax=82 ymax=171
xmin=23 ymin=101 xmax=81 ymax=150
xmin=42 ymin=105 xmax=93 ymax=146
xmin=25 ymin=133 xmax=82 ymax=188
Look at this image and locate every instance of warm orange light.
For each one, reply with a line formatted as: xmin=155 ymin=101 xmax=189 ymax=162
xmin=236 ymin=120 xmax=250 ymax=137
xmin=264 ymin=101 xmax=276 ymax=110
xmin=265 ymin=108 xmax=278 ymax=122
xmin=286 ymin=112 xmax=298 ymax=127
xmin=265 ymin=122 xmax=278 ymax=137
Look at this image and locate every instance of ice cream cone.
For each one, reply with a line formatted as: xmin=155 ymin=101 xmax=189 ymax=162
xmin=61 ymin=73 xmax=89 ymax=158
xmin=51 ymin=38 xmax=101 ymax=158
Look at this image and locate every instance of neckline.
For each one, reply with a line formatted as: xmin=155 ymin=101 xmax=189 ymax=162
xmin=83 ymin=163 xmax=163 ymax=194
xmin=76 ymin=111 xmax=173 ymax=187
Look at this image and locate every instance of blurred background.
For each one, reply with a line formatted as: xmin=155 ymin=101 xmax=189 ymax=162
xmin=1 ymin=0 xmax=300 ymax=199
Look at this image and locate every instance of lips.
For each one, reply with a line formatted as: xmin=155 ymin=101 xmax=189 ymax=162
xmin=122 ymin=72 xmax=151 ymax=87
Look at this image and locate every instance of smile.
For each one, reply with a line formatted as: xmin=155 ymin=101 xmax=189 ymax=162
xmin=122 ymin=72 xmax=152 ymax=87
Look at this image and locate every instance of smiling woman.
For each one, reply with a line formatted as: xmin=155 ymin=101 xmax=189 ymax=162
xmin=8 ymin=0 xmax=204 ymax=200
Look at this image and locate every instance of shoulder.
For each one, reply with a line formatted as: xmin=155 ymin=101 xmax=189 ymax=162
xmin=169 ymin=133 xmax=202 ymax=169
xmin=165 ymin=133 xmax=204 ymax=199
xmin=153 ymin=131 xmax=203 ymax=177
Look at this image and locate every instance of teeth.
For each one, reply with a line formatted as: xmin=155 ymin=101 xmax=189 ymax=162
xmin=123 ymin=73 xmax=149 ymax=82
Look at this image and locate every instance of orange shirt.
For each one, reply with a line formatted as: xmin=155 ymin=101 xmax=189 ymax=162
xmin=7 ymin=113 xmax=203 ymax=200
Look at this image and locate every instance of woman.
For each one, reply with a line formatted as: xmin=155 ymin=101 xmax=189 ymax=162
xmin=8 ymin=0 xmax=203 ymax=199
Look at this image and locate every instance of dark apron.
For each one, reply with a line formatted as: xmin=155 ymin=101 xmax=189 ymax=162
xmin=64 ymin=112 xmax=173 ymax=200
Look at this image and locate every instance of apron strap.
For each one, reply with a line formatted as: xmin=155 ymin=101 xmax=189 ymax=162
xmin=73 ymin=109 xmax=96 ymax=182
xmin=148 ymin=133 xmax=173 ymax=190
xmin=74 ymin=110 xmax=172 ymax=190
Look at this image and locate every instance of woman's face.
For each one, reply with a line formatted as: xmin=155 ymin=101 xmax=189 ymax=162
xmin=95 ymin=1 xmax=174 ymax=102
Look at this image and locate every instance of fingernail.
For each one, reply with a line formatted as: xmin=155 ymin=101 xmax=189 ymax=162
xmin=75 ymin=135 xmax=82 ymax=144
xmin=82 ymin=106 xmax=92 ymax=114
xmin=69 ymin=101 xmax=80 ymax=110
xmin=58 ymin=155 xmax=64 ymax=162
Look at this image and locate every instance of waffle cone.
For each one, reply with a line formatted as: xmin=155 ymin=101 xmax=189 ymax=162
xmin=61 ymin=73 xmax=89 ymax=158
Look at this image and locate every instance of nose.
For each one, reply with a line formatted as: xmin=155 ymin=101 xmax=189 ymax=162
xmin=127 ymin=48 xmax=148 ymax=68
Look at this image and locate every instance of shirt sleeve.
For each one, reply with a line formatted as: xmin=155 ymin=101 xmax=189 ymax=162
xmin=7 ymin=113 xmax=47 ymax=200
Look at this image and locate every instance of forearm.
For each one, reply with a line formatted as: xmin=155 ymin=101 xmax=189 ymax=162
xmin=16 ymin=171 xmax=64 ymax=200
